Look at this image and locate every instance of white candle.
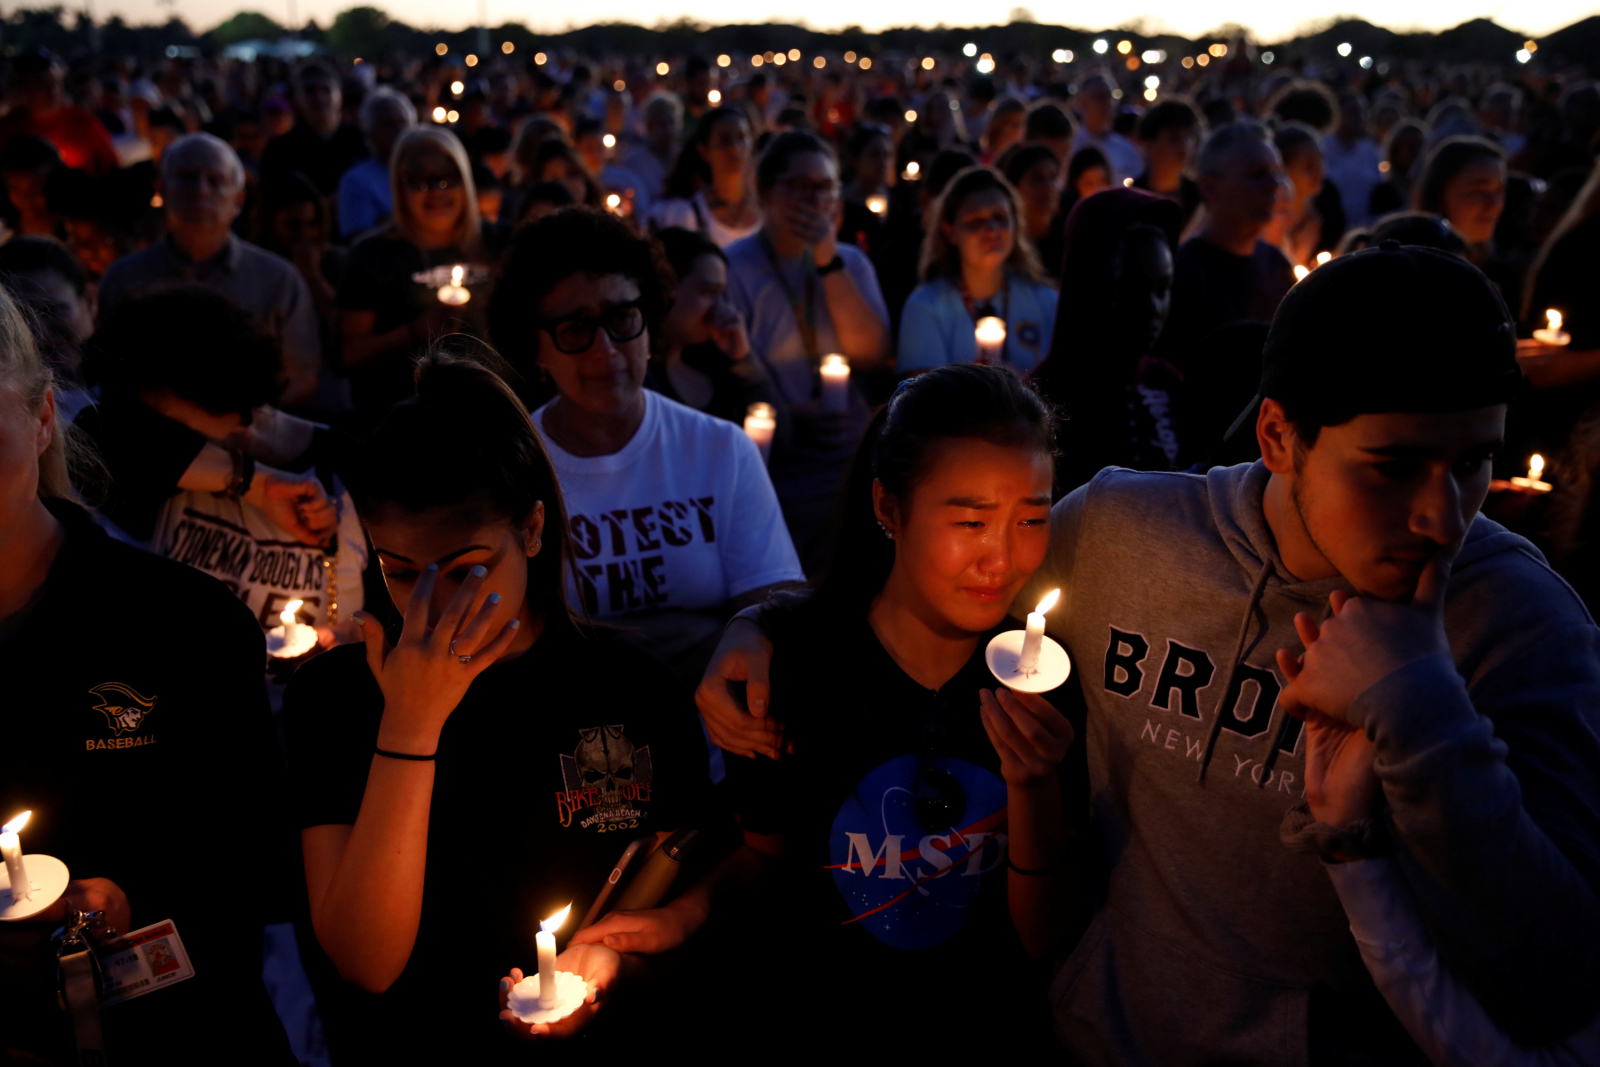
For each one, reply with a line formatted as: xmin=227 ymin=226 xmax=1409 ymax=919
xmin=437 ymin=265 xmax=472 ymax=306
xmin=2 ymin=811 xmax=31 ymax=901
xmin=820 ymin=354 xmax=851 ymax=412
xmin=866 ymin=194 xmax=888 ymax=217
xmin=536 ymin=903 xmax=571 ymax=1009
xmin=1017 ymin=589 xmax=1061 ymax=674
xmin=267 ymin=599 xmax=317 ymax=659
xmin=1532 ymin=308 xmax=1570 ymax=347
xmin=743 ymin=402 xmax=776 ymax=460
xmin=1510 ymin=453 xmax=1554 ymax=493
xmin=974 ymin=316 xmax=1006 ymax=365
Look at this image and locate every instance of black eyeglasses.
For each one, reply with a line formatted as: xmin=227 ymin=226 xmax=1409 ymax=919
xmin=402 ymin=173 xmax=464 ymax=193
xmin=539 ymin=301 xmax=647 ymax=354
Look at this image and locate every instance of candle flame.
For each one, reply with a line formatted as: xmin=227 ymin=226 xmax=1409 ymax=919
xmin=1035 ymin=588 xmax=1060 ymax=615
xmin=747 ymin=402 xmax=775 ymax=420
xmin=1530 ymin=454 xmax=1545 ymax=481
xmin=905 ymin=161 xmax=920 ymax=177
xmin=2 ymin=810 xmax=30 ymax=835
xmin=1293 ymin=265 xmax=1310 ymax=282
xmin=541 ymin=903 xmax=572 ymax=933
xmin=821 ymin=353 xmax=849 ymax=371
xmin=975 ymin=316 xmax=1007 ymax=345
xmin=451 ymin=265 xmax=464 ymax=286
xmin=280 ymin=599 xmax=304 ymax=627
xmin=1547 ymin=309 xmax=1563 ymax=332
xmin=1316 ymin=251 xmax=1332 ymax=265
xmin=867 ymin=194 xmax=888 ymax=216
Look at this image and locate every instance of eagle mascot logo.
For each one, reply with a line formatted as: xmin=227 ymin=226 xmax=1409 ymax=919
xmin=89 ymin=683 xmax=157 ymax=736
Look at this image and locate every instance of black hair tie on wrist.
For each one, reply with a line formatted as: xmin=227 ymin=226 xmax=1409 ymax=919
xmin=1006 ymin=857 xmax=1061 ymax=876
xmin=375 ymin=746 xmax=437 ymax=761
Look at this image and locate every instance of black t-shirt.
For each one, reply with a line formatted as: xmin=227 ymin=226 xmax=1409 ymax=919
xmin=283 ymin=626 xmax=711 ymax=1062
xmin=1157 ymin=236 xmax=1294 ymax=374
xmin=0 ymin=500 xmax=293 ymax=1066
xmin=260 ymin=121 xmax=367 ymax=197
xmin=725 ymin=599 xmax=1069 ymax=1057
xmin=334 ymin=224 xmax=500 ymax=430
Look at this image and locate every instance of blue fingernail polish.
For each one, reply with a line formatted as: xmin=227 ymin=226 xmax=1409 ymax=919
xmin=425 ymin=563 xmax=437 ymax=572
xmin=471 ymin=565 xmax=487 ymax=578
xmin=510 ymin=619 xmax=520 ymax=629
xmin=500 ymin=978 xmax=510 ymax=990
xmin=488 ymin=593 xmax=502 ymax=604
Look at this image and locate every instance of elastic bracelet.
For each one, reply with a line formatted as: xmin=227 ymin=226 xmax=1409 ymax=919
xmin=375 ymin=746 xmax=437 ymax=761
xmin=1006 ymin=857 xmax=1061 ymax=876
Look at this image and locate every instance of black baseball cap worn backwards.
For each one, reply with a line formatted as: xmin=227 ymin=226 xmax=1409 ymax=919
xmin=1224 ymin=241 xmax=1521 ymax=440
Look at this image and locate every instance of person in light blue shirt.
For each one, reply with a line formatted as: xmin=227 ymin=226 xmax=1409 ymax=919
xmin=898 ymin=165 xmax=1057 ymax=374
xmin=337 ymin=88 xmax=414 ymax=238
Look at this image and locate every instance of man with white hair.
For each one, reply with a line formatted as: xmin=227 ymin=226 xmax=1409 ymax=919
xmin=98 ymin=133 xmax=326 ymax=410
xmin=1155 ymin=120 xmax=1295 ymax=374
xmin=337 ymin=87 xmax=416 ymax=237
xmin=619 ymin=91 xmax=682 ymax=203
xmin=1071 ymin=73 xmax=1144 ymax=185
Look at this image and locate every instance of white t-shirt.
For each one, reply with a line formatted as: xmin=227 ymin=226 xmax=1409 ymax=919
xmin=648 ymin=191 xmax=764 ymax=248
xmin=150 ymin=487 xmax=367 ymax=632
xmin=535 ymin=391 xmax=803 ymax=619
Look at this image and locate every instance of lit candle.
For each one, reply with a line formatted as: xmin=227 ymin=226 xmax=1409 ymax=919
xmin=1532 ymin=309 xmax=1570 ymax=347
xmin=436 ymin=265 xmax=472 ymax=306
xmin=974 ymin=316 xmax=1006 ymax=365
xmin=536 ymin=903 xmax=571 ymax=1009
xmin=602 ymin=132 xmax=616 ymax=149
xmin=743 ymin=402 xmax=776 ymax=460
xmin=1017 ymin=589 xmax=1060 ymax=674
xmin=266 ymin=599 xmax=317 ymax=659
xmin=1 ymin=811 xmax=31 ymax=902
xmin=1315 ymin=250 xmax=1332 ymax=266
xmin=605 ymin=192 xmax=623 ymax=214
xmin=1293 ymin=265 xmax=1310 ymax=282
xmin=820 ymin=354 xmax=851 ymax=412
xmin=866 ymin=194 xmax=888 ymax=217
xmin=1510 ymin=453 xmax=1554 ymax=493
xmin=902 ymin=160 xmax=921 ymax=181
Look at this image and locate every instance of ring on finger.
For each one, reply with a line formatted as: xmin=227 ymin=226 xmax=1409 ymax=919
xmin=450 ymin=639 xmax=472 ymax=665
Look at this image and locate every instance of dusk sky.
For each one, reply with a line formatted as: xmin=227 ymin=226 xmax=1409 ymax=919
xmin=94 ymin=0 xmax=1586 ymax=43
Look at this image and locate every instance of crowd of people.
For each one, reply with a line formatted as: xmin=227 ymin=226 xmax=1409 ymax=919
xmin=2 ymin=24 xmax=1600 ymax=1066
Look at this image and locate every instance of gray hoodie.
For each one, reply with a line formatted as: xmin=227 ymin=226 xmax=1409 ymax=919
xmin=1031 ymin=462 xmax=1600 ymax=1065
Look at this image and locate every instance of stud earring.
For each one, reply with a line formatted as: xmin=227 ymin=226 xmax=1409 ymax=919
xmin=878 ymin=521 xmax=894 ymax=540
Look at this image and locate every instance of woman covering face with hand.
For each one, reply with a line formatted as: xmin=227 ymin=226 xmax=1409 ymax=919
xmin=575 ymin=364 xmax=1081 ymax=1059
xmin=284 ymin=349 xmax=711 ymax=1063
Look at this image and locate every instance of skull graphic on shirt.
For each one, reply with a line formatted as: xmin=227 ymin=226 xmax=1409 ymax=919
xmin=560 ymin=725 xmax=652 ymax=807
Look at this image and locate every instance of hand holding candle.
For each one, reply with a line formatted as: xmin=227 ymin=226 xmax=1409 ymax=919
xmin=267 ymin=599 xmax=318 ymax=659
xmin=986 ymin=589 xmax=1072 ymax=693
xmin=975 ymin=316 xmax=1006 ymax=366
xmin=1 ymin=809 xmax=71 ymax=921
xmin=1532 ymin=309 xmax=1570 ymax=347
xmin=506 ymin=903 xmax=592 ymax=1025
xmin=820 ymin=354 xmax=851 ymax=412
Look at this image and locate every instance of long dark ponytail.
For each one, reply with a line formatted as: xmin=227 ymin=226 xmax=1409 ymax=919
xmin=353 ymin=340 xmax=581 ymax=637
xmin=816 ymin=363 xmax=1056 ymax=613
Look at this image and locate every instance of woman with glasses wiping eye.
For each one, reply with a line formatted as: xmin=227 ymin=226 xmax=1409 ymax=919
xmin=488 ymin=208 xmax=803 ymax=688
xmin=568 ymin=363 xmax=1081 ymax=1059
xmin=336 ymin=126 xmax=503 ymax=431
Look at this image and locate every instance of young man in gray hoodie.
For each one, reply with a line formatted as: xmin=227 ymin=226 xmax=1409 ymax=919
xmin=698 ymin=244 xmax=1600 ymax=1064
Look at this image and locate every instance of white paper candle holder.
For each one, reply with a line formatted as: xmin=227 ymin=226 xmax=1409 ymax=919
xmin=985 ymin=629 xmax=1072 ymax=693
xmin=0 ymin=853 xmax=71 ymax=921
xmin=507 ymin=970 xmax=590 ymax=1024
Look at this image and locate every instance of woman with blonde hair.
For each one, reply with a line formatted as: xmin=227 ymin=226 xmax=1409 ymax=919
xmin=335 ymin=125 xmax=496 ymax=430
xmin=0 ymin=284 xmax=297 ymax=1064
xmin=898 ymin=165 xmax=1057 ymax=373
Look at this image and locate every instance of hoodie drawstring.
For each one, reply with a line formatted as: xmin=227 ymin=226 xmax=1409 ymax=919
xmin=1197 ymin=557 xmax=1275 ymax=782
